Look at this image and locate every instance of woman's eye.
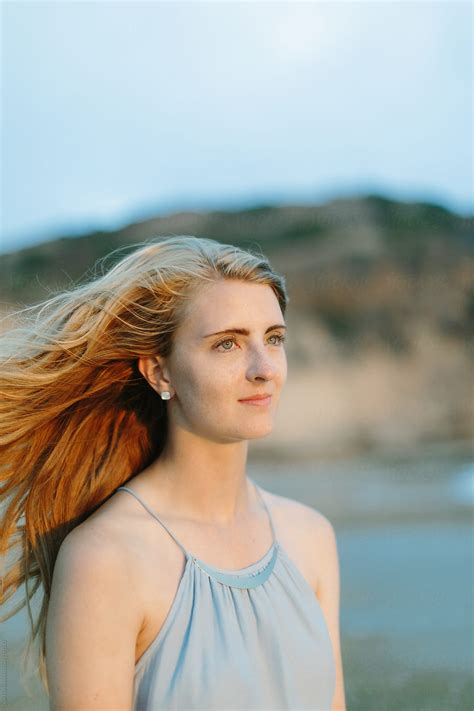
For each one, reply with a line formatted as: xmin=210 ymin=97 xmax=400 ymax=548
xmin=214 ymin=334 xmax=286 ymax=351
xmin=269 ymin=334 xmax=286 ymax=345
xmin=216 ymin=338 xmax=236 ymax=351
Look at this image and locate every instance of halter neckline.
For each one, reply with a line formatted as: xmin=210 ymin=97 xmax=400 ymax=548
xmin=116 ymin=477 xmax=278 ymax=586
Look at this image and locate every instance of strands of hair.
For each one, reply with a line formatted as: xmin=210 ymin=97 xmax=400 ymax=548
xmin=0 ymin=235 xmax=288 ymax=695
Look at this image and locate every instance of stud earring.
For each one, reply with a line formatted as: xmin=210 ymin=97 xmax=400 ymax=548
xmin=160 ymin=391 xmax=171 ymax=400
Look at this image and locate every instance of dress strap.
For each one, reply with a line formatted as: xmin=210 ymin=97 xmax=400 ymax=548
xmin=117 ymin=481 xmax=277 ymax=555
xmin=116 ymin=486 xmax=191 ymax=560
xmin=252 ymin=480 xmax=277 ymax=544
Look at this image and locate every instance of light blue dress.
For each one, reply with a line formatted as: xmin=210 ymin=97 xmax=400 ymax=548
xmin=116 ymin=481 xmax=336 ymax=710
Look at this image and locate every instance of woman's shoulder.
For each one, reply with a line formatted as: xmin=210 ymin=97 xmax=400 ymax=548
xmin=62 ymin=487 xmax=159 ymax=580
xmin=257 ymin=483 xmax=336 ymax=596
xmin=259 ymin=483 xmax=333 ymax=533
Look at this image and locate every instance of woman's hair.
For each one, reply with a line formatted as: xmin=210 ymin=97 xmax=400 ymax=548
xmin=0 ymin=235 xmax=288 ymax=696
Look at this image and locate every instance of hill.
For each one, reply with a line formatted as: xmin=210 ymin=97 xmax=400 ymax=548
xmin=1 ymin=193 xmax=472 ymax=456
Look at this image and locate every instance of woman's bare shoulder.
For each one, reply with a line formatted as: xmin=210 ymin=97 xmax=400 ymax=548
xmin=259 ymin=483 xmax=332 ymax=531
xmin=257 ymin=484 xmax=335 ymax=594
xmin=61 ymin=488 xmax=155 ymax=579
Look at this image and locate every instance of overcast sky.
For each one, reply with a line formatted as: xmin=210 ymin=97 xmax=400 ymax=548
xmin=2 ymin=0 xmax=472 ymax=253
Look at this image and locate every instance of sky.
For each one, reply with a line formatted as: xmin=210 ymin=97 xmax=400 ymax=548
xmin=2 ymin=0 xmax=473 ymax=253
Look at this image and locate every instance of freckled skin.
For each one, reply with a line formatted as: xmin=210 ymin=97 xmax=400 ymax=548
xmin=134 ymin=277 xmax=288 ymax=527
xmin=142 ymin=279 xmax=288 ymax=445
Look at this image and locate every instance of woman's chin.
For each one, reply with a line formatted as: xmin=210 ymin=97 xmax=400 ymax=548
xmin=240 ymin=423 xmax=275 ymax=440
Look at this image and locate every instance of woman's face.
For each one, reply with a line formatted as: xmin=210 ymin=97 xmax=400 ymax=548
xmin=164 ymin=279 xmax=287 ymax=443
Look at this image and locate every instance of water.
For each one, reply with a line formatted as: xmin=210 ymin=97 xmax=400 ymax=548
xmin=339 ymin=523 xmax=472 ymax=672
xmin=2 ymin=441 xmax=473 ymax=710
xmin=451 ymin=463 xmax=474 ymax=505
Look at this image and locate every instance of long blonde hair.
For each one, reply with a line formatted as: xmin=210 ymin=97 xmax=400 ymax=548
xmin=0 ymin=235 xmax=288 ymax=696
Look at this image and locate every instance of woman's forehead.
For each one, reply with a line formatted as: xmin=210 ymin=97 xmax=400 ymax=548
xmin=174 ymin=281 xmax=283 ymax=341
xmin=184 ymin=281 xmax=282 ymax=328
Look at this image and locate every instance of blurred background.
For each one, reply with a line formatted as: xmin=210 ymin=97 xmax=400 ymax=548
xmin=1 ymin=1 xmax=472 ymax=709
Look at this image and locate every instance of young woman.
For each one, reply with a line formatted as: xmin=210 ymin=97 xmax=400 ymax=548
xmin=0 ymin=235 xmax=346 ymax=710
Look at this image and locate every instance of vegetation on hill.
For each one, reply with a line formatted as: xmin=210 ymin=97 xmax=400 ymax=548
xmin=1 ymin=193 xmax=472 ymax=454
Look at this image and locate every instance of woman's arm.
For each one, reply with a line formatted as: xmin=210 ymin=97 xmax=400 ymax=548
xmin=314 ymin=514 xmax=347 ymax=711
xmin=45 ymin=527 xmax=143 ymax=710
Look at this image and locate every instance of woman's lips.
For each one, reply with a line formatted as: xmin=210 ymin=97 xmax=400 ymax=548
xmin=238 ymin=395 xmax=272 ymax=406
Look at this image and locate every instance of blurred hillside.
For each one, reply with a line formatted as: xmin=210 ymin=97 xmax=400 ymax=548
xmin=1 ymin=194 xmax=473 ymax=456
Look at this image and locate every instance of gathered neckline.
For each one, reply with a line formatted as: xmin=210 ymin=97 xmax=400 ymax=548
xmin=134 ymin=542 xmax=319 ymax=673
xmin=191 ymin=540 xmax=279 ymax=588
xmin=135 ymin=543 xmax=281 ymax=672
xmin=191 ymin=539 xmax=277 ymax=574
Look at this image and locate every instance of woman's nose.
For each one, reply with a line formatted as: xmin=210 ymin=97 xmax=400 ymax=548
xmin=246 ymin=349 xmax=278 ymax=381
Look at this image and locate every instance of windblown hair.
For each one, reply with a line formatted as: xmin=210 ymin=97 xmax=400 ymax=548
xmin=0 ymin=235 xmax=288 ymax=696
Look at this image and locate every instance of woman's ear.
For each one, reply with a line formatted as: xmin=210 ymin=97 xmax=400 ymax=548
xmin=137 ymin=356 xmax=171 ymax=395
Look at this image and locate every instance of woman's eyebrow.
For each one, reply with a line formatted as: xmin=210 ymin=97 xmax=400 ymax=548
xmin=202 ymin=324 xmax=287 ymax=338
